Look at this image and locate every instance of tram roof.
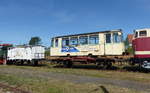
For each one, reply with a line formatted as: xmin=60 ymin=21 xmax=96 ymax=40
xmin=53 ymin=29 xmax=122 ymax=38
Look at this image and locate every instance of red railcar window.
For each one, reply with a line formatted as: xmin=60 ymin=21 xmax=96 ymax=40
xmin=139 ymin=31 xmax=147 ymax=36
xmin=135 ymin=32 xmax=138 ymax=38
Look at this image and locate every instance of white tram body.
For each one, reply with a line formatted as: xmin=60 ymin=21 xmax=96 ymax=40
xmin=50 ymin=29 xmax=125 ymax=57
xmin=7 ymin=46 xmax=45 ymax=61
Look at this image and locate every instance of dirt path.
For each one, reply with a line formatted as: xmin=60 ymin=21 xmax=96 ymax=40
xmin=0 ymin=67 xmax=150 ymax=92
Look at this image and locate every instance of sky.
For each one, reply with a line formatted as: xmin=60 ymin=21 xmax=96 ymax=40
xmin=0 ymin=0 xmax=150 ymax=46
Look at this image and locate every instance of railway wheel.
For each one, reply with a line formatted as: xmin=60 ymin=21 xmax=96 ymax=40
xmin=96 ymin=62 xmax=103 ymax=69
xmin=21 ymin=61 xmax=24 ymax=65
xmin=33 ymin=60 xmax=38 ymax=66
xmin=96 ymin=62 xmax=112 ymax=69
xmin=139 ymin=61 xmax=150 ymax=72
xmin=103 ymin=62 xmax=112 ymax=69
xmin=106 ymin=62 xmax=112 ymax=69
xmin=63 ymin=60 xmax=73 ymax=68
xmin=88 ymin=53 xmax=93 ymax=57
xmin=6 ymin=60 xmax=10 ymax=65
xmin=14 ymin=61 xmax=20 ymax=65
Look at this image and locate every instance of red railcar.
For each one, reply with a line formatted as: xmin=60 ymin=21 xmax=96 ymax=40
xmin=132 ymin=29 xmax=150 ymax=69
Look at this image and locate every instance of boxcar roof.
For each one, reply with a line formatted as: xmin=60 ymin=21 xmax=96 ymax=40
xmin=53 ymin=29 xmax=122 ymax=38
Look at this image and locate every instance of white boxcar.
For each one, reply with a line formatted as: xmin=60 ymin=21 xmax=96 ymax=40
xmin=50 ymin=29 xmax=125 ymax=57
xmin=7 ymin=46 xmax=45 ymax=65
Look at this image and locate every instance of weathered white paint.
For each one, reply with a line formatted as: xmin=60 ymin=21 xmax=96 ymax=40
xmin=135 ymin=51 xmax=150 ymax=55
xmin=7 ymin=46 xmax=45 ymax=60
xmin=134 ymin=28 xmax=150 ymax=39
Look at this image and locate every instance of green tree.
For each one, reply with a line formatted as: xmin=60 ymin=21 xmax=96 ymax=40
xmin=124 ymin=37 xmax=129 ymax=48
xmin=0 ymin=44 xmax=13 ymax=59
xmin=29 ymin=37 xmax=42 ymax=45
xmin=124 ymin=37 xmax=134 ymax=55
xmin=45 ymin=47 xmax=50 ymax=56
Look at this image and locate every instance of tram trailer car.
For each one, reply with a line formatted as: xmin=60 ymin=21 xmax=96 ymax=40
xmin=51 ymin=29 xmax=125 ymax=56
xmin=7 ymin=46 xmax=45 ymax=65
xmin=50 ymin=29 xmax=126 ymax=68
xmin=132 ymin=28 xmax=150 ymax=69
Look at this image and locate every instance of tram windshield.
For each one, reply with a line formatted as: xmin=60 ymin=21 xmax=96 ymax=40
xmin=113 ymin=33 xmax=122 ymax=43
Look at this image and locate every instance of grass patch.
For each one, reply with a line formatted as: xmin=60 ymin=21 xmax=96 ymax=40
xmin=0 ymin=64 xmax=150 ymax=84
xmin=0 ymin=73 xmax=146 ymax=93
xmin=4 ymin=64 xmax=150 ymax=84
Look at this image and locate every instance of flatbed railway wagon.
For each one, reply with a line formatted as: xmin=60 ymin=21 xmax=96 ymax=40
xmin=7 ymin=45 xmax=45 ymax=65
xmin=50 ymin=29 xmax=126 ymax=68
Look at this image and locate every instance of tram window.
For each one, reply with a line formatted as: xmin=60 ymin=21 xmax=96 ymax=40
xmin=139 ymin=31 xmax=147 ymax=36
xmin=113 ymin=33 xmax=121 ymax=43
xmin=62 ymin=38 xmax=69 ymax=47
xmin=55 ymin=38 xmax=58 ymax=47
xmin=89 ymin=35 xmax=99 ymax=44
xmin=70 ymin=37 xmax=78 ymax=46
xmin=51 ymin=38 xmax=54 ymax=47
xmin=79 ymin=36 xmax=88 ymax=45
xmin=106 ymin=34 xmax=111 ymax=43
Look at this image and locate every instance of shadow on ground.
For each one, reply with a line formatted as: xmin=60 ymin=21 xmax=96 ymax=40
xmin=8 ymin=62 xmax=150 ymax=73
xmin=123 ymin=65 xmax=150 ymax=73
xmin=54 ymin=64 xmax=119 ymax=70
xmin=53 ymin=64 xmax=150 ymax=73
xmin=7 ymin=63 xmax=48 ymax=67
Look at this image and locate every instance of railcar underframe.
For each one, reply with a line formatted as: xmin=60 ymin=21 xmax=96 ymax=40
xmin=50 ymin=55 xmax=131 ymax=68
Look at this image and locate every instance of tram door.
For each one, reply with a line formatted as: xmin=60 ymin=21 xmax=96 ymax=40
xmin=104 ymin=33 xmax=113 ymax=55
xmin=104 ymin=32 xmax=124 ymax=55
